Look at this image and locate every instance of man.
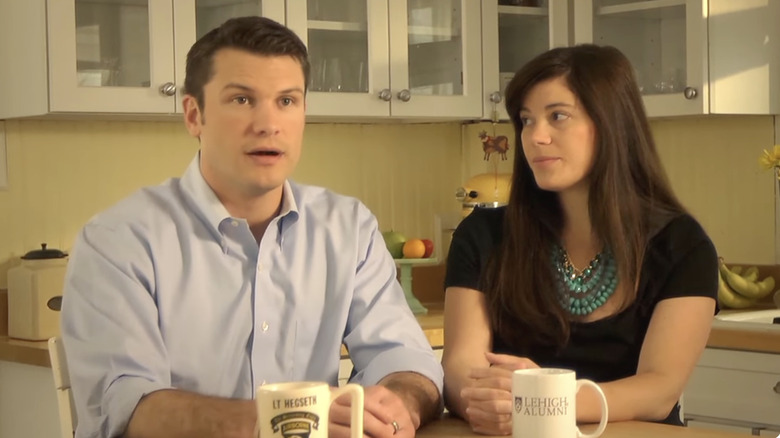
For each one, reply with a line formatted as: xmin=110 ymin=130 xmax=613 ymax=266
xmin=61 ymin=16 xmax=442 ymax=438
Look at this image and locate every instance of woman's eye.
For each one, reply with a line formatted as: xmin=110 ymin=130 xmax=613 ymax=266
xmin=520 ymin=117 xmax=533 ymax=126
xmin=552 ymin=112 xmax=570 ymax=121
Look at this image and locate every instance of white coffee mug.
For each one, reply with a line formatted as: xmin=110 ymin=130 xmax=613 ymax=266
xmin=256 ymin=382 xmax=364 ymax=438
xmin=512 ymin=368 xmax=608 ymax=438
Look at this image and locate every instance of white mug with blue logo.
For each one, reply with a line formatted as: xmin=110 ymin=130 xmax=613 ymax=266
xmin=256 ymin=381 xmax=364 ymax=438
xmin=512 ymin=368 xmax=608 ymax=438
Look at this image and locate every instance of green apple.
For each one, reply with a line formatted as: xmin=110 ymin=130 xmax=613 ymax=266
xmin=382 ymin=230 xmax=406 ymax=259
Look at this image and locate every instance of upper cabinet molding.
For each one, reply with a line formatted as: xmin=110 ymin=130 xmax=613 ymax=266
xmin=1 ymin=0 xmax=777 ymax=120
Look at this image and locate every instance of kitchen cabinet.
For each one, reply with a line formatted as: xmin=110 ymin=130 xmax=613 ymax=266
xmin=480 ymin=0 xmax=569 ymax=121
xmin=0 ymin=0 xmax=285 ymax=118
xmin=683 ymin=348 xmax=780 ymax=434
xmin=573 ymin=0 xmax=780 ymax=117
xmin=0 ymin=360 xmax=61 ymax=438
xmin=285 ymin=0 xmax=482 ymax=119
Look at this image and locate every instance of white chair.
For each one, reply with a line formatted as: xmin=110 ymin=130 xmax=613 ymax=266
xmin=48 ymin=336 xmax=77 ymax=438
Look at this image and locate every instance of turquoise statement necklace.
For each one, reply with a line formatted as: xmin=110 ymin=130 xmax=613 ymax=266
xmin=551 ymin=245 xmax=618 ymax=315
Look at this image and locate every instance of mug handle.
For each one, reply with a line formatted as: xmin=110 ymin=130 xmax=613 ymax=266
xmin=330 ymin=384 xmax=365 ymax=438
xmin=575 ymin=379 xmax=608 ymax=438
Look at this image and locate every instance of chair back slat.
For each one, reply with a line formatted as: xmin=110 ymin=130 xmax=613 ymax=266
xmin=48 ymin=337 xmax=77 ymax=438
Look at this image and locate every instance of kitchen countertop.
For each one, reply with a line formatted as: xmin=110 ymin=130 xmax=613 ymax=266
xmin=419 ymin=415 xmax=755 ymax=438
xmin=3 ymin=302 xmax=778 ymax=368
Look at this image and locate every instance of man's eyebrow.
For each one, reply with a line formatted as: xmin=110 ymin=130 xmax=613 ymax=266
xmin=280 ymin=87 xmax=305 ymax=95
xmin=222 ymin=83 xmax=254 ymax=92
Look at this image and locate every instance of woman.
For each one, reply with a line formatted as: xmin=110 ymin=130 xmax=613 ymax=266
xmin=442 ymin=44 xmax=717 ymax=435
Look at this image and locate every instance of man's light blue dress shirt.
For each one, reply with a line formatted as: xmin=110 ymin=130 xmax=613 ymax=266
xmin=61 ymin=155 xmax=443 ymax=438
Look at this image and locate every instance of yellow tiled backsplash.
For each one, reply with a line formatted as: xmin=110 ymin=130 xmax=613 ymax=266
xmin=0 ymin=115 xmax=776 ymax=288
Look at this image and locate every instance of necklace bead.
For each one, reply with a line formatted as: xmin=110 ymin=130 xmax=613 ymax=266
xmin=551 ymin=244 xmax=618 ymax=315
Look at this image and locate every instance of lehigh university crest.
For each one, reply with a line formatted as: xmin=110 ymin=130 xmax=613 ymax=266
xmin=514 ymin=397 xmax=523 ymax=413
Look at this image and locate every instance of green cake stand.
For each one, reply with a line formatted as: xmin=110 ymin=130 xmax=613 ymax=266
xmin=393 ymin=257 xmax=439 ymax=315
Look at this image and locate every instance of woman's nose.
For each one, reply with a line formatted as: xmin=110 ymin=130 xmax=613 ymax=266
xmin=526 ymin=121 xmax=551 ymax=145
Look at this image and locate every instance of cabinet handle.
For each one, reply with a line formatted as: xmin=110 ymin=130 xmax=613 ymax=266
xmin=683 ymin=87 xmax=698 ymax=100
xmin=378 ymin=89 xmax=392 ymax=101
xmin=159 ymin=82 xmax=177 ymax=97
xmin=397 ymin=89 xmax=412 ymax=102
xmin=774 ymin=381 xmax=780 ymax=394
xmin=489 ymin=92 xmax=502 ymax=104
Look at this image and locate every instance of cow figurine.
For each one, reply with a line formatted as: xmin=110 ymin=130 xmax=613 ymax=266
xmin=478 ymin=130 xmax=510 ymax=161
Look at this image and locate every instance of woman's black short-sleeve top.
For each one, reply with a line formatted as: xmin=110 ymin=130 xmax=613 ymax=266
xmin=444 ymin=207 xmax=718 ymax=423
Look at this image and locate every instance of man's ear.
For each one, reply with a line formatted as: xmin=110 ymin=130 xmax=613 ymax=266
xmin=182 ymin=95 xmax=203 ymax=138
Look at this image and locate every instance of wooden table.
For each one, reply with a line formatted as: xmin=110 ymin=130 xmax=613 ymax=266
xmin=417 ymin=416 xmax=755 ymax=438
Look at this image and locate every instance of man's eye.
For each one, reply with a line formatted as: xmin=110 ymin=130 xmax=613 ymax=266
xmin=233 ymin=96 xmax=250 ymax=105
xmin=280 ymin=97 xmax=294 ymax=106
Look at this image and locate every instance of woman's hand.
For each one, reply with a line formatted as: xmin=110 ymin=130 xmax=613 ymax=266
xmin=460 ymin=353 xmax=539 ymax=435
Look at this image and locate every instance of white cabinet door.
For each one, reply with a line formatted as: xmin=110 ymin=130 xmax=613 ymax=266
xmin=708 ymin=0 xmax=780 ymax=115
xmin=173 ymin=0 xmax=286 ymax=114
xmin=685 ymin=349 xmax=780 ymax=430
xmin=388 ymin=0 xmax=482 ymax=119
xmin=288 ymin=0 xmax=481 ymax=119
xmin=287 ymin=0 xmax=391 ymax=117
xmin=573 ymin=0 xmax=707 ymax=117
xmin=47 ymin=0 xmax=178 ymax=113
xmin=481 ymin=0 xmax=568 ymax=121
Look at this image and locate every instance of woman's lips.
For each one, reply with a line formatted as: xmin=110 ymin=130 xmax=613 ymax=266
xmin=532 ymin=156 xmax=559 ymax=165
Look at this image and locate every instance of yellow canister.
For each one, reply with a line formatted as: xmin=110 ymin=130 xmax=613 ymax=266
xmin=455 ymin=173 xmax=512 ymax=217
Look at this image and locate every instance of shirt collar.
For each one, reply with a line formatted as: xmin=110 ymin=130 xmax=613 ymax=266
xmin=181 ymin=152 xmax=299 ymax=237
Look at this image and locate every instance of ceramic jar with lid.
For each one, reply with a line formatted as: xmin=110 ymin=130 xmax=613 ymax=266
xmin=7 ymin=243 xmax=68 ymax=340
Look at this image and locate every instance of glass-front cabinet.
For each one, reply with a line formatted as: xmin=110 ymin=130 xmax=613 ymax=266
xmin=46 ymin=0 xmax=175 ymax=113
xmin=43 ymin=0 xmax=285 ymax=114
xmin=286 ymin=0 xmax=482 ymax=119
xmin=173 ymin=0 xmax=285 ymax=113
xmin=481 ymin=0 xmax=568 ymax=120
xmin=573 ymin=0 xmax=707 ymax=117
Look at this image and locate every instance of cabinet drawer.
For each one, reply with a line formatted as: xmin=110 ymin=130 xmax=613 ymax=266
xmin=685 ymin=351 xmax=780 ymax=427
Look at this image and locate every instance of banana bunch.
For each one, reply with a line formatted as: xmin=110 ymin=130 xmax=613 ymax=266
xmin=718 ymin=259 xmax=776 ymax=308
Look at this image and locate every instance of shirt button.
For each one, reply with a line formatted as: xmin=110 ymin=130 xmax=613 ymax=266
xmin=262 ymin=321 xmax=269 ymax=332
xmin=231 ymin=220 xmax=238 ymax=227
xmin=257 ymin=263 xmax=263 ymax=272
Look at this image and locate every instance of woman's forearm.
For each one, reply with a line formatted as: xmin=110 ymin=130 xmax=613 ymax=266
xmin=576 ymin=372 xmax=681 ymax=423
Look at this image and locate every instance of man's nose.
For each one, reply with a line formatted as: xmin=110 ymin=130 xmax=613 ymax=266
xmin=250 ymin=103 xmax=281 ymax=136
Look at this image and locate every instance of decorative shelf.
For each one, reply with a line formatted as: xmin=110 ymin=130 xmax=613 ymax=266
xmin=394 ymin=257 xmax=440 ymax=315
xmin=307 ymin=20 xmax=367 ymax=32
xmin=497 ymin=5 xmax=549 ymax=17
xmin=598 ymin=0 xmax=686 ymax=16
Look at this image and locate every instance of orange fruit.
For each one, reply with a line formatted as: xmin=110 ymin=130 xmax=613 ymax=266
xmin=402 ymin=239 xmax=426 ymax=259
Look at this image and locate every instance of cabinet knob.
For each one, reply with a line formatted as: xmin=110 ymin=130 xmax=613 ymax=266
xmin=378 ymin=89 xmax=392 ymax=102
xmin=397 ymin=89 xmax=412 ymax=102
xmin=774 ymin=381 xmax=780 ymax=394
xmin=683 ymin=87 xmax=698 ymax=100
xmin=159 ymin=82 xmax=177 ymax=97
xmin=489 ymin=92 xmax=503 ymax=104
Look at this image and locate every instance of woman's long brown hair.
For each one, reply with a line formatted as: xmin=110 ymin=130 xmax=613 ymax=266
xmin=483 ymin=45 xmax=686 ymax=350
